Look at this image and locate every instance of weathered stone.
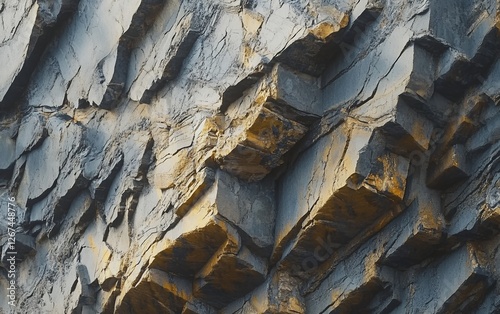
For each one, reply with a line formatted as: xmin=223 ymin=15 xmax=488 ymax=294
xmin=135 ymin=13 xmax=202 ymax=104
xmin=305 ymin=245 xmax=395 ymax=314
xmin=273 ymin=119 xmax=409 ymax=266
xmin=402 ymin=243 xmax=494 ymax=313
xmin=182 ymin=299 xmax=216 ymax=314
xmin=427 ymin=144 xmax=469 ymax=189
xmin=14 ymin=111 xmax=46 ymax=158
xmin=275 ymin=11 xmax=350 ymax=76
xmin=0 ymin=0 xmax=80 ymax=110
xmin=76 ymin=264 xmax=96 ymax=306
xmin=220 ymin=270 xmax=305 ymax=314
xmin=381 ymin=198 xmax=443 ymax=269
xmin=16 ymin=116 xmax=85 ymax=208
xmin=103 ymin=130 xmax=153 ymax=227
xmin=216 ymin=64 xmax=321 ymax=180
xmin=446 ymin=155 xmax=500 ymax=240
xmin=1 ymin=233 xmax=36 ymax=266
xmin=0 ymin=131 xmax=15 ymax=171
xmin=116 ymin=269 xmax=192 ymax=314
xmin=3 ymin=0 xmax=500 ymax=313
xmin=149 ymin=171 xmax=275 ymax=273
xmin=427 ymin=0 xmax=500 ymax=100
xmin=192 ymin=226 xmax=267 ymax=308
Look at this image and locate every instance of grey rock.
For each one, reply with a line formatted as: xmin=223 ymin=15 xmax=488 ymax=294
xmin=2 ymin=0 xmax=500 ymax=313
xmin=15 ymin=111 xmax=46 ymax=158
xmin=0 ymin=131 xmax=15 ymax=171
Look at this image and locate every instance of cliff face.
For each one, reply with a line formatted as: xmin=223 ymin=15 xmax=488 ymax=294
xmin=1 ymin=0 xmax=500 ymax=313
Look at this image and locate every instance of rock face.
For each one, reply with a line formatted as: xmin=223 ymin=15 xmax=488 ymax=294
xmin=1 ymin=0 xmax=500 ymax=313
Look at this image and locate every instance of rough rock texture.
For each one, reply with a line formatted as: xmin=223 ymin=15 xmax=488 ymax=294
xmin=1 ymin=0 xmax=500 ymax=313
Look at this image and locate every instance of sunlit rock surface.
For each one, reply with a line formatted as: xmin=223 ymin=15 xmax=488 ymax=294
xmin=1 ymin=0 xmax=500 ymax=313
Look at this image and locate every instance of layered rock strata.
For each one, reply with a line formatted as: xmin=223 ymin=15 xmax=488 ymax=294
xmin=1 ymin=0 xmax=500 ymax=313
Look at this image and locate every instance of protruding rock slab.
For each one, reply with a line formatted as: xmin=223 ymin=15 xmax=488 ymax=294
xmin=273 ymin=119 xmax=409 ymax=266
xmin=137 ymin=13 xmax=202 ymax=104
xmin=15 ymin=111 xmax=46 ymax=158
xmin=116 ymin=269 xmax=192 ymax=314
xmin=427 ymin=144 xmax=469 ymax=189
xmin=192 ymin=227 xmax=267 ymax=308
xmin=220 ymin=270 xmax=305 ymax=314
xmin=381 ymin=198 xmax=443 ymax=269
xmin=122 ymin=170 xmax=274 ymax=309
xmin=0 ymin=131 xmax=16 ymax=172
xmin=216 ymin=64 xmax=321 ymax=181
xmin=407 ymin=243 xmax=493 ymax=313
xmin=305 ymin=246 xmax=393 ymax=314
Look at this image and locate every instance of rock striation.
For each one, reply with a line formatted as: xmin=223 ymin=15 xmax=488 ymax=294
xmin=1 ymin=0 xmax=500 ymax=313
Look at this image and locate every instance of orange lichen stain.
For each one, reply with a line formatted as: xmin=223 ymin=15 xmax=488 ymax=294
xmin=242 ymin=44 xmax=255 ymax=66
xmin=310 ymin=12 xmax=349 ymax=40
xmin=411 ymin=119 xmax=430 ymax=149
xmin=287 ymin=297 xmax=304 ymax=313
xmin=329 ymin=289 xmax=343 ymax=307
xmin=417 ymin=205 xmax=441 ymax=231
xmin=339 ymin=13 xmax=350 ymax=28
xmin=364 ymin=153 xmax=407 ymax=202
xmin=310 ymin=22 xmax=338 ymax=39
xmin=363 ymin=251 xmax=380 ymax=283
xmin=245 ymin=106 xmax=307 ymax=154
xmin=87 ymin=235 xmax=98 ymax=255
xmin=496 ymin=9 xmax=500 ymax=30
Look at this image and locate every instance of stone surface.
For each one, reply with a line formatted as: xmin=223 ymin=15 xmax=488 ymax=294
xmin=1 ymin=0 xmax=500 ymax=313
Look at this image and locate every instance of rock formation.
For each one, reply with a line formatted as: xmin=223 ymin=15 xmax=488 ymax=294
xmin=1 ymin=0 xmax=500 ymax=313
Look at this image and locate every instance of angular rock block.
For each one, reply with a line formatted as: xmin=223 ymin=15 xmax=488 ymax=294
xmin=117 ymin=170 xmax=274 ymax=309
xmin=192 ymin=227 xmax=267 ymax=308
xmin=0 ymin=131 xmax=16 ymax=172
xmin=116 ymin=269 xmax=193 ymax=314
xmin=273 ymin=119 xmax=409 ymax=265
xmin=447 ymin=166 xmax=500 ymax=240
xmin=329 ymin=45 xmax=436 ymax=156
xmin=216 ymin=64 xmax=321 ymax=181
xmin=405 ymin=243 xmax=493 ymax=313
xmin=425 ymin=0 xmax=500 ymax=99
xmin=378 ymin=165 xmax=445 ymax=269
xmin=305 ymin=245 xmax=394 ymax=314
xmin=481 ymin=58 xmax=500 ymax=104
xmin=467 ymin=109 xmax=500 ymax=154
xmin=136 ymin=13 xmax=202 ymax=104
xmin=0 ymin=0 xmax=80 ymax=109
xmin=153 ymin=116 xmax=219 ymax=218
xmin=150 ymin=171 xmax=275 ymax=266
xmin=15 ymin=111 xmax=47 ymax=157
xmin=437 ymin=94 xmax=488 ymax=151
xmin=275 ymin=11 xmax=350 ymax=76
xmin=98 ymin=0 xmax=166 ymax=109
xmin=324 ymin=40 xmax=436 ymax=112
xmin=381 ymin=198 xmax=443 ymax=269
xmin=173 ymin=167 xmax=216 ymax=218
xmin=220 ymin=270 xmax=305 ymax=314
xmin=427 ymin=144 xmax=469 ymax=189
xmin=377 ymin=99 xmax=435 ymax=155
xmin=148 ymin=216 xmax=228 ymax=278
